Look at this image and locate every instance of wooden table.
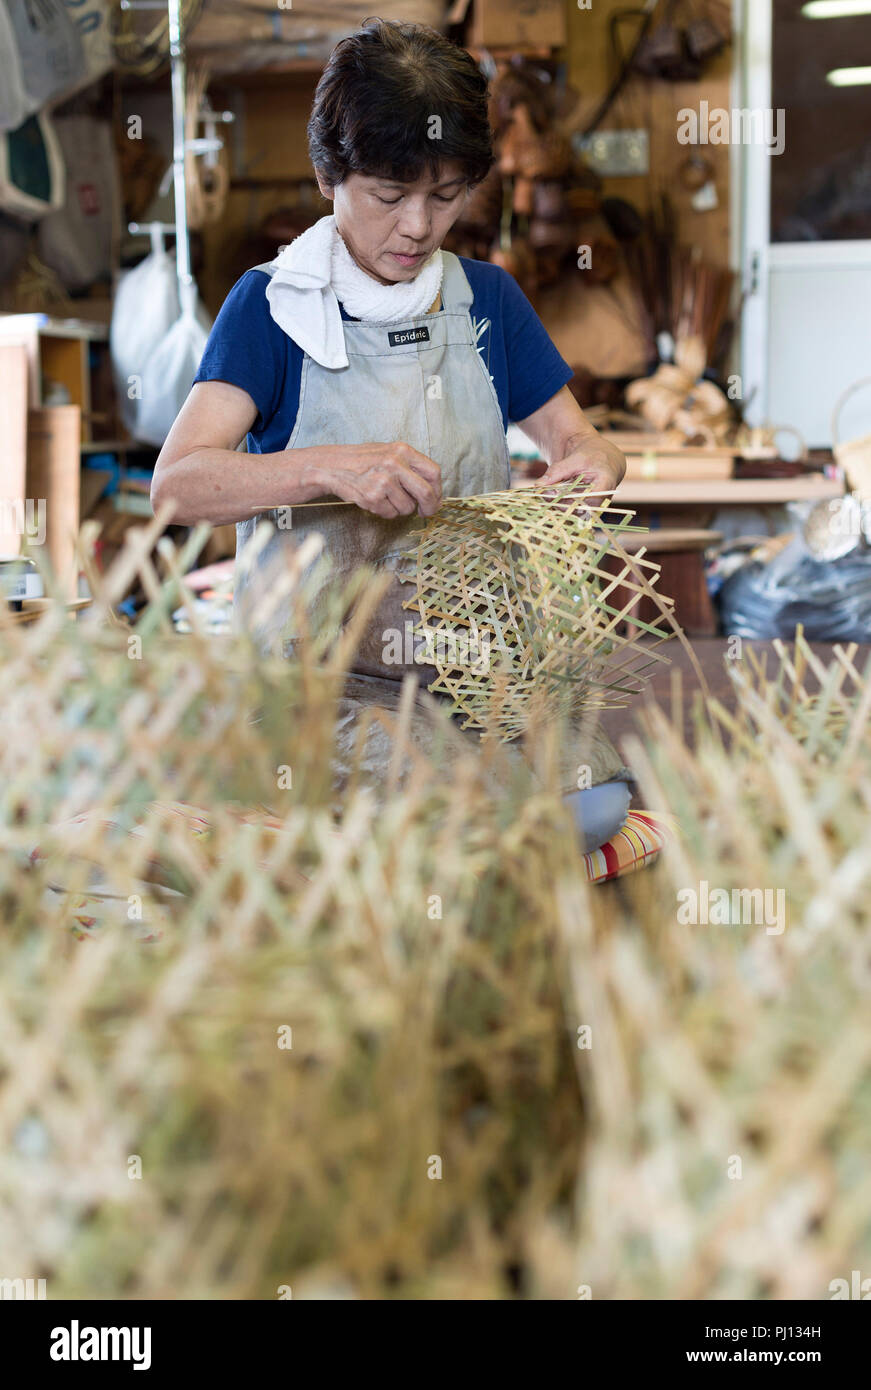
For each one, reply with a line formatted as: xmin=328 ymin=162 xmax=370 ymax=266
xmin=603 ymin=476 xmax=845 ymax=637
xmin=612 ymin=475 xmax=843 ymax=508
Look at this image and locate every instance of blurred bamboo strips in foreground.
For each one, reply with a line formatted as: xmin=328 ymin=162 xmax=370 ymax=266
xmin=0 ymin=514 xmax=869 ymax=1299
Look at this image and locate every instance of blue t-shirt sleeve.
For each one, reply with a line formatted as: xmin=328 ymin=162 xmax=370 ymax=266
xmin=497 ymin=268 xmax=574 ymax=423
xmin=192 ymin=270 xmax=285 ymax=433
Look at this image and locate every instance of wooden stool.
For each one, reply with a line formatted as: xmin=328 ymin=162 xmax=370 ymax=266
xmin=598 ymin=528 xmax=723 ymax=637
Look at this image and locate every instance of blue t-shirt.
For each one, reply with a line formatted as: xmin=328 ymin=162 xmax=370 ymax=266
xmin=191 ymin=256 xmax=574 ymax=453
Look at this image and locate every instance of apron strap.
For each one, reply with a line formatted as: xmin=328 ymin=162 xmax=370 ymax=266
xmin=439 ymin=251 xmax=474 ymax=313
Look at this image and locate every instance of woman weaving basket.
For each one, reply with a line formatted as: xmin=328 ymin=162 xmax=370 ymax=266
xmin=151 ymin=18 xmax=636 ymax=853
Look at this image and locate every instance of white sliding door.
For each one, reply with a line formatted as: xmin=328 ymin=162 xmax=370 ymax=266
xmin=739 ymin=0 xmax=871 ymax=449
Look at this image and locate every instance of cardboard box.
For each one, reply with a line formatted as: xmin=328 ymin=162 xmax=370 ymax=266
xmin=470 ymin=0 xmax=567 ymax=49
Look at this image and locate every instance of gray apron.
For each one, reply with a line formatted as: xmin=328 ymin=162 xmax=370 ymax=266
xmin=235 ymin=251 xmax=510 ymax=680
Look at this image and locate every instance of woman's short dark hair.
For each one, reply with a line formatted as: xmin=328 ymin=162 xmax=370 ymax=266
xmin=308 ymin=17 xmax=495 ymax=190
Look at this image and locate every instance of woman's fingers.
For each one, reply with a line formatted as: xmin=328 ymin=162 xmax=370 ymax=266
xmin=394 ymin=443 xmax=443 ymax=491
xmin=393 ymin=463 xmax=441 ymax=516
xmin=382 ymin=474 xmax=418 ymax=517
xmin=389 ymin=445 xmax=442 ymax=515
xmin=317 ymin=442 xmax=444 ymax=517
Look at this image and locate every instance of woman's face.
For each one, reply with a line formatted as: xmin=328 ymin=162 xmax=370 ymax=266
xmin=316 ymin=161 xmax=470 ymax=286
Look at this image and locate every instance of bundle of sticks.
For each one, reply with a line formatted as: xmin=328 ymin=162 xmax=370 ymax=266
xmin=671 ymin=245 xmax=735 ymax=366
xmin=624 ymin=193 xmax=735 ymax=370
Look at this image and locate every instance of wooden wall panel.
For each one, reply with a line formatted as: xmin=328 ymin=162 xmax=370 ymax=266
xmin=199 ymin=76 xmax=324 ymax=313
xmin=565 ymin=0 xmax=733 ymax=268
xmin=195 ymin=6 xmax=734 ymax=320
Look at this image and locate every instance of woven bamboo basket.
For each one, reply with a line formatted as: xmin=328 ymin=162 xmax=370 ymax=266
xmin=400 ymin=481 xmax=675 ymax=740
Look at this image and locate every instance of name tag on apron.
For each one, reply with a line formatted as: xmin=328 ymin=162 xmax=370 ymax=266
xmin=388 ymin=326 xmax=431 ymax=348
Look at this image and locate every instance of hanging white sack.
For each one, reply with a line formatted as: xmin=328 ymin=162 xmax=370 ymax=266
xmin=0 ymin=0 xmax=86 ymax=134
xmin=37 ymin=114 xmax=121 ymax=289
xmin=0 ymin=109 xmax=65 ymax=221
xmin=135 ymin=278 xmax=213 ymax=447
xmin=110 ymin=228 xmax=182 ymax=436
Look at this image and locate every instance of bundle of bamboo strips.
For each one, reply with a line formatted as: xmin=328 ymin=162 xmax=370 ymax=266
xmin=623 ymin=193 xmax=735 ymax=371
xmin=1 ymin=515 xmax=869 ymax=1299
xmin=671 ymin=244 xmax=736 ymax=367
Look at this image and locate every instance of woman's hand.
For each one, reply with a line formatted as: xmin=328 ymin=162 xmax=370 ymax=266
xmin=538 ymin=436 xmax=627 ymax=495
xmin=308 ymin=441 xmax=443 ymax=519
xmin=514 ymin=387 xmax=627 ymax=500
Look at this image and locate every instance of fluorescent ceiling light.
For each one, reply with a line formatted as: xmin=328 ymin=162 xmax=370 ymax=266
xmin=803 ymin=1 xmax=871 ymax=16
xmin=826 ymin=65 xmax=871 ymax=84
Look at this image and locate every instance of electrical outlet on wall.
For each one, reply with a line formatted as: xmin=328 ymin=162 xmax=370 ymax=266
xmin=574 ymin=129 xmax=650 ymax=177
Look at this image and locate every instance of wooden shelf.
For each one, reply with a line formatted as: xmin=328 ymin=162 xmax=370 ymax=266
xmin=612 ymin=476 xmax=843 ymax=506
xmin=117 ymin=58 xmax=322 ymax=91
xmin=0 ymin=313 xmax=109 ymax=446
xmin=81 ymin=439 xmax=144 ymax=455
xmin=194 ymin=57 xmax=324 ymax=83
xmin=605 ymin=528 xmax=724 ymax=554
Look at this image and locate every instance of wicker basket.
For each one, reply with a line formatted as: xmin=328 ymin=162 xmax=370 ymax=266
xmin=832 ymin=375 xmax=871 ymax=498
xmin=400 ymin=482 xmax=675 ymax=741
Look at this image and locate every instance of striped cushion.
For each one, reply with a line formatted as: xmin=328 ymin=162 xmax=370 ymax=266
xmin=582 ymin=809 xmax=675 ymax=884
xmin=26 ymin=802 xmax=675 ymax=935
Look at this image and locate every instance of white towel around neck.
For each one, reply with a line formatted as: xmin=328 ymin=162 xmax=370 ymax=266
xmin=263 ymin=213 xmax=444 ymax=370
